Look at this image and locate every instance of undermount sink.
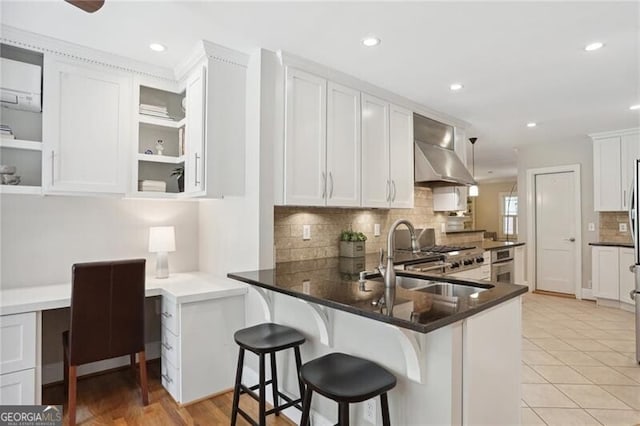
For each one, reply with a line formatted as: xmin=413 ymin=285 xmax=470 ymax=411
xmin=372 ymin=275 xmax=493 ymax=298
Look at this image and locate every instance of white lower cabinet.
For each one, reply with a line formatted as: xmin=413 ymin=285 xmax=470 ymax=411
xmin=0 ymin=369 xmax=36 ymax=405
xmin=0 ymin=312 xmax=37 ymax=405
xmin=592 ymin=246 xmax=635 ymax=309
xmin=159 ymin=295 xmax=245 ymax=404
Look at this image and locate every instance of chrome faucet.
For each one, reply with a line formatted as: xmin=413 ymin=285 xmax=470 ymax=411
xmin=383 ymin=219 xmax=420 ymax=288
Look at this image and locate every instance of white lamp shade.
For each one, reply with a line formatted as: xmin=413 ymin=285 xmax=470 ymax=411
xmin=469 ymin=185 xmax=479 ymax=197
xmin=148 ymin=226 xmax=176 ymax=253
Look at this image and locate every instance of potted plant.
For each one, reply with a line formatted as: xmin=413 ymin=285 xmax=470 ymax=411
xmin=339 ymin=229 xmax=367 ymax=258
xmin=171 ymin=166 xmax=184 ymax=192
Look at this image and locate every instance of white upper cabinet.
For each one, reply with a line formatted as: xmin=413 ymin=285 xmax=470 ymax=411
xmin=284 ymin=67 xmax=327 ymax=206
xmin=621 ymin=133 xmax=640 ymax=210
xmin=43 ymin=57 xmax=131 ymax=194
xmin=184 ymin=66 xmax=206 ymax=195
xmin=361 ymin=94 xmax=391 ymax=208
xmin=389 ymin=105 xmax=414 ymax=208
xmin=592 ymin=129 xmax=640 ymax=211
xmin=326 ymin=82 xmax=361 ymax=207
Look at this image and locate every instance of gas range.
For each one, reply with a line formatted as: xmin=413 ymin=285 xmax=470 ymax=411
xmin=398 ymin=246 xmax=485 ymax=275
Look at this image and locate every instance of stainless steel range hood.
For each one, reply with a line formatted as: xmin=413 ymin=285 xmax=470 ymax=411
xmin=414 ymin=113 xmax=476 ymax=186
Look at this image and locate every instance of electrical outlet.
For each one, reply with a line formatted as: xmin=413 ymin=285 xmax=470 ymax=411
xmin=364 ymin=399 xmax=376 ymax=423
xmin=374 ymin=224 xmax=381 ymax=237
xmin=303 ymin=225 xmax=311 ymax=240
xmin=619 ymin=223 xmax=628 ymax=233
xmin=588 ymin=223 xmax=595 ymax=232
xmin=302 ymin=280 xmax=311 ymax=294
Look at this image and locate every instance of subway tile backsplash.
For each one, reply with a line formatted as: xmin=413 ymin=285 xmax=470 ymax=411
xmin=274 ymin=187 xmax=482 ymax=262
xmin=598 ymin=212 xmax=632 ymax=244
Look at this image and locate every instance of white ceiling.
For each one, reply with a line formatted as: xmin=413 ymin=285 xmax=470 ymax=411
xmin=2 ymin=1 xmax=639 ymax=181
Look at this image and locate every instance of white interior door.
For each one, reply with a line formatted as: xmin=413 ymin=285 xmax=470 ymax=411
xmin=535 ymin=171 xmax=577 ymax=294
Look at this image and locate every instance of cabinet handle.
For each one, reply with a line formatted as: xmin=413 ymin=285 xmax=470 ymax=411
xmin=162 ymin=341 xmax=173 ymax=351
xmin=161 ymin=311 xmax=173 ymax=319
xmin=329 ymin=172 xmax=334 ymax=199
xmin=386 ymin=180 xmax=390 ymax=202
xmin=162 ymin=373 xmax=173 ymax=384
xmin=392 ymin=180 xmax=397 ymax=202
xmin=51 ymin=150 xmax=55 ymax=184
xmin=194 ymin=153 xmax=201 ymax=186
xmin=321 ymin=172 xmax=326 ymax=198
xmin=623 ymin=190 xmax=627 ymax=208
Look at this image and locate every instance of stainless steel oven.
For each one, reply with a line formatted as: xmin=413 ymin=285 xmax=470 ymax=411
xmin=490 ymin=247 xmax=515 ymax=283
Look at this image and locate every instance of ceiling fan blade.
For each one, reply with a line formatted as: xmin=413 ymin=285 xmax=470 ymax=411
xmin=64 ymin=0 xmax=105 ymax=13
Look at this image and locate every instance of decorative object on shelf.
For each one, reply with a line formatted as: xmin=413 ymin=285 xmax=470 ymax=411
xmin=468 ymin=137 xmax=479 ymax=197
xmin=148 ymin=226 xmax=176 ymax=279
xmin=144 ymin=149 xmax=153 ymax=155
xmin=155 ymin=139 xmax=164 ymax=155
xmin=138 ymin=180 xmax=166 ymax=192
xmin=171 ymin=166 xmax=184 ymax=192
xmin=0 ymin=124 xmax=15 ymax=139
xmin=0 ymin=164 xmax=20 ymax=185
xmin=178 ymin=127 xmax=185 ymax=155
xmin=339 ymin=229 xmax=367 ymax=257
xmin=181 ymin=97 xmax=186 ymax=113
xmin=140 ymin=103 xmax=171 ymax=119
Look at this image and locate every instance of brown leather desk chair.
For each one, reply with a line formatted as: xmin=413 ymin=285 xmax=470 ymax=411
xmin=62 ymin=259 xmax=148 ymax=426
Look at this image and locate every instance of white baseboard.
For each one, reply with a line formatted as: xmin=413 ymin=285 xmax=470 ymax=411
xmin=580 ymin=288 xmax=596 ymax=301
xmin=42 ymin=341 xmax=161 ymax=385
xmin=242 ymin=366 xmax=333 ymax=426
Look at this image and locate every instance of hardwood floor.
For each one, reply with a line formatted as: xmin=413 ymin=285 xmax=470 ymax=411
xmin=43 ymin=361 xmax=296 ymax=425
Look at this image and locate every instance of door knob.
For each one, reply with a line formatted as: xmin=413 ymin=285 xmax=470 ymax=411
xmin=563 ymin=237 xmax=576 ymax=242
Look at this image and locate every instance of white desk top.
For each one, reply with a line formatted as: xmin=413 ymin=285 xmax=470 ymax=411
xmin=0 ymin=272 xmax=248 ymax=316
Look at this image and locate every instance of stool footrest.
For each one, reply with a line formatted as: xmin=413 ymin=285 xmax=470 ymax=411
xmin=237 ymin=408 xmax=259 ymax=426
xmin=265 ymin=392 xmax=303 ymax=414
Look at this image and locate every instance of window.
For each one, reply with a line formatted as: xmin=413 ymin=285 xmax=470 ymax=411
xmin=500 ymin=193 xmax=518 ymax=238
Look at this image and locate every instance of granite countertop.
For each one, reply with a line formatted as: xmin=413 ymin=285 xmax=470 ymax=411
xmin=228 ymin=255 xmax=528 ymax=335
xmin=589 ymin=242 xmax=634 ymax=248
xmin=445 ymin=229 xmax=486 ymax=234
xmin=481 ymin=241 xmax=526 ymax=250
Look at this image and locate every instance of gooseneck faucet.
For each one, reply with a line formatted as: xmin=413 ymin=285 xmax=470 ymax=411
xmin=383 ymin=219 xmax=420 ymax=288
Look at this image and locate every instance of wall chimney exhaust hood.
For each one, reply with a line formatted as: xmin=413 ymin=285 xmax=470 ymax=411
xmin=413 ymin=113 xmax=476 ymax=186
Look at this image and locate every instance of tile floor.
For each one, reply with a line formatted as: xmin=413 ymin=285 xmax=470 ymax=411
xmin=522 ymin=293 xmax=640 ymax=425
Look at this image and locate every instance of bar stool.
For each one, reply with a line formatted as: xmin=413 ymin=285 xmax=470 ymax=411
xmin=230 ymin=323 xmax=306 ymax=426
xmin=299 ymin=352 xmax=397 ymax=426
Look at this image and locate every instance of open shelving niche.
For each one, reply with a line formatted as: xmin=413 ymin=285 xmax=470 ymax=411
xmin=135 ymin=85 xmax=186 ymax=196
xmin=0 ymin=43 xmax=44 ymax=195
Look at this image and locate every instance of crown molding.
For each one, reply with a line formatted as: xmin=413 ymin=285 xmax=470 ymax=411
xmin=588 ymin=127 xmax=640 ymax=139
xmin=1 ymin=24 xmax=176 ymax=81
xmin=174 ymin=40 xmax=250 ymax=82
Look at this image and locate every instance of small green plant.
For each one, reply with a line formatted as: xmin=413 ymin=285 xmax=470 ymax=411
xmin=170 ymin=166 xmax=184 ymax=179
xmin=340 ymin=229 xmax=367 ymax=242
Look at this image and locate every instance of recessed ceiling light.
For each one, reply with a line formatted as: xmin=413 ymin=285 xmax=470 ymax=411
xmin=450 ymin=83 xmax=464 ymax=91
xmin=584 ymin=42 xmax=604 ymax=51
xmin=527 ymin=122 xmax=537 ymax=128
xmin=149 ymin=43 xmax=166 ymax=52
xmin=361 ymin=36 xmax=381 ymax=47
xmin=630 ymin=104 xmax=640 ymax=110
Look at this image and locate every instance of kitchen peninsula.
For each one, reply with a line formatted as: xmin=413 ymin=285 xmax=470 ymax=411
xmin=229 ymin=254 xmax=528 ymax=425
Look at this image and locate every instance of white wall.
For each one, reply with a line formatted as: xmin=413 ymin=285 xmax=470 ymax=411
xmin=516 ymin=138 xmax=597 ymax=289
xmin=0 ymin=195 xmax=199 ymax=288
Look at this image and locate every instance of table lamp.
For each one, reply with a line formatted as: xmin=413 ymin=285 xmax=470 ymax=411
xmin=149 ymin=226 xmax=176 ymax=279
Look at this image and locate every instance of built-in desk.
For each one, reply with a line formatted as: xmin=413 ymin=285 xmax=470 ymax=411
xmin=0 ymin=273 xmax=247 ymax=406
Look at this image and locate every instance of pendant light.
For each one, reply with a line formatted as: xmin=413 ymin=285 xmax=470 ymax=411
xmin=468 ymin=137 xmax=479 ymax=197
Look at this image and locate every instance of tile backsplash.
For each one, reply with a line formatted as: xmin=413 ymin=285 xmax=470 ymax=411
xmin=598 ymin=212 xmax=632 ymax=244
xmin=274 ymin=187 xmax=482 ymax=262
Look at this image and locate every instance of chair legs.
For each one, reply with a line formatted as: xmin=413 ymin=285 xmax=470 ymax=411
xmin=130 ymin=353 xmax=137 ymax=377
xmin=300 ymin=388 xmax=313 ymax=426
xmin=138 ymin=351 xmax=149 ymax=406
xmin=270 ymin=352 xmax=279 ymax=416
xmin=230 ymin=347 xmax=245 ymax=426
xmin=380 ymin=393 xmax=391 ymax=426
xmin=68 ymin=365 xmax=77 ymax=426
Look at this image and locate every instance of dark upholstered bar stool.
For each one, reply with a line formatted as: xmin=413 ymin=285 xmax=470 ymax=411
xmin=299 ymin=353 xmax=397 ymax=426
xmin=230 ymin=323 xmax=306 ymax=426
